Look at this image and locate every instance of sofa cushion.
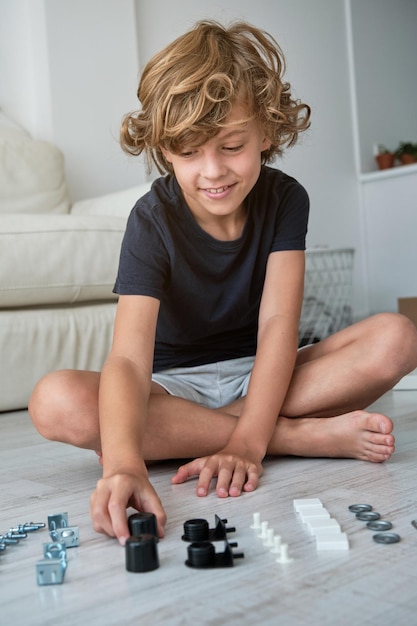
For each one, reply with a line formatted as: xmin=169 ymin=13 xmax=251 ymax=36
xmin=71 ymin=182 xmax=152 ymax=218
xmin=0 ymin=214 xmax=126 ymax=307
xmin=0 ymin=113 xmax=70 ymax=215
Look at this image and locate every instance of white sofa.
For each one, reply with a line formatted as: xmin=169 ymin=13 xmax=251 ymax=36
xmin=0 ymin=113 xmax=151 ymax=412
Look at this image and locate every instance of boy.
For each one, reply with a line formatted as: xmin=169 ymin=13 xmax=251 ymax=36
xmin=29 ymin=20 xmax=417 ymax=545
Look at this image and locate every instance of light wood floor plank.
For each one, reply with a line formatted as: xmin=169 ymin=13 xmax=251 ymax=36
xmin=1 ymin=390 xmax=417 ymax=625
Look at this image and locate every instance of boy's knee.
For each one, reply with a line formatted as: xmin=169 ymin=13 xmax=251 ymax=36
xmin=383 ymin=312 xmax=417 ymax=347
xmin=396 ymin=312 xmax=417 ymax=363
xmin=372 ymin=312 xmax=417 ymax=373
xmin=29 ymin=370 xmax=72 ymax=440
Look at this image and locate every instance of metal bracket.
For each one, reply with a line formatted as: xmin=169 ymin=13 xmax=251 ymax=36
xmin=43 ymin=541 xmax=67 ymax=560
xmin=49 ymin=526 xmax=79 ymax=548
xmin=36 ymin=559 xmax=67 ymax=585
xmin=36 ymin=542 xmax=67 ymax=586
xmin=47 ymin=513 xmax=79 ymax=548
xmin=47 ymin=513 xmax=69 ymax=531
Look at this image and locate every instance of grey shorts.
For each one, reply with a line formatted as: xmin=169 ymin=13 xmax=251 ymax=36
xmin=151 ymin=356 xmax=254 ymax=409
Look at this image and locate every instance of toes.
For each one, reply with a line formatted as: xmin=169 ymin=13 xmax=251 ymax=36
xmin=368 ymin=412 xmax=393 ymax=435
xmin=363 ymin=438 xmax=395 ymax=463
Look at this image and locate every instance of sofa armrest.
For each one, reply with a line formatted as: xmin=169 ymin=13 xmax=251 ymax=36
xmin=70 ymin=182 xmax=153 ymax=218
xmin=0 ymin=214 xmax=126 ymax=308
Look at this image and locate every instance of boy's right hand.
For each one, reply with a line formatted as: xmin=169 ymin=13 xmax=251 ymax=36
xmin=90 ymin=472 xmax=166 ymax=545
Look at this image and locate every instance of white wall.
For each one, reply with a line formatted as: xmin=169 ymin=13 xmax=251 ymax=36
xmin=350 ymin=0 xmax=417 ymax=172
xmin=1 ymin=0 xmax=414 ymax=318
xmin=0 ymin=0 xmax=42 ymax=133
xmin=0 ymin=0 xmax=144 ymax=201
xmin=361 ymin=167 xmax=417 ymax=312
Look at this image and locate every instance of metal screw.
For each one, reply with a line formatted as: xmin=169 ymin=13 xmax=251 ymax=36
xmin=10 ymin=522 xmax=45 ymax=533
xmin=0 ymin=535 xmax=20 ymax=545
xmin=0 ymin=521 xmax=45 ymax=549
xmin=7 ymin=530 xmax=28 ymax=539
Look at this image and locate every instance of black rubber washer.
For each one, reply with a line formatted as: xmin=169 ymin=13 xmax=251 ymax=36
xmin=356 ymin=511 xmax=381 ymax=521
xmin=349 ymin=504 xmax=373 ymax=513
xmin=373 ymin=532 xmax=401 ymax=544
xmin=366 ymin=520 xmax=393 ymax=531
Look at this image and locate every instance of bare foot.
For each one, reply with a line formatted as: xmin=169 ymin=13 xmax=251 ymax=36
xmin=270 ymin=411 xmax=395 ymax=462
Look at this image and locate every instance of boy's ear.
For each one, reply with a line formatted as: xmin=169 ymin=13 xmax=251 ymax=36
xmin=160 ymin=146 xmax=172 ymax=163
xmin=261 ymin=136 xmax=272 ymax=152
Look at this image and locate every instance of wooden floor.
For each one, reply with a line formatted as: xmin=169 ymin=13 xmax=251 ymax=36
xmin=1 ymin=390 xmax=417 ymax=626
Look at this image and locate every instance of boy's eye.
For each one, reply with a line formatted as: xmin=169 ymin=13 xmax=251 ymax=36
xmin=178 ymin=144 xmax=244 ymax=158
xmin=224 ymin=145 xmax=243 ymax=152
xmin=180 ymin=150 xmax=197 ymax=158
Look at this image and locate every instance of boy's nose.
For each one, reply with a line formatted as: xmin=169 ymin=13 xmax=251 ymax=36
xmin=201 ymin=155 xmax=227 ymax=179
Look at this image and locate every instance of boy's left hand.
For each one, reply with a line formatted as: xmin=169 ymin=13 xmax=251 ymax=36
xmin=171 ymin=447 xmax=263 ymax=497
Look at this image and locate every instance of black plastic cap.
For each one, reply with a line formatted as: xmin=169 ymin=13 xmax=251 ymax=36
xmin=128 ymin=512 xmax=158 ymax=540
xmin=125 ymin=534 xmax=159 ymax=573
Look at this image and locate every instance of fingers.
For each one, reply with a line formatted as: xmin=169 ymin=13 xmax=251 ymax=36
xmin=172 ymin=455 xmax=262 ymax=498
xmin=90 ymin=477 xmax=129 ymax=543
xmin=90 ymin=474 xmax=167 ymax=545
xmin=213 ymin=457 xmax=260 ymax=498
xmin=134 ymin=491 xmax=167 ymax=539
xmin=171 ymin=458 xmax=207 ymax=485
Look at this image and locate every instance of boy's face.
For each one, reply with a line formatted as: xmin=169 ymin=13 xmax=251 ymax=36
xmin=161 ymin=103 xmax=271 ymax=239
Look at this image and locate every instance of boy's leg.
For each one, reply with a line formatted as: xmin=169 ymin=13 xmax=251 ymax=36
xmin=29 ymin=370 xmax=394 ymax=464
xmin=282 ymin=311 xmax=417 ymax=418
xmin=148 ymin=312 xmax=417 ymax=462
xmin=29 ymin=370 xmax=169 ymax=452
xmin=29 ymin=312 xmax=417 ymax=462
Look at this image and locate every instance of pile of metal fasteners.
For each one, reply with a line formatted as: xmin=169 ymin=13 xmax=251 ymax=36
xmin=36 ymin=512 xmax=79 ymax=586
xmin=0 ymin=521 xmax=46 ymax=556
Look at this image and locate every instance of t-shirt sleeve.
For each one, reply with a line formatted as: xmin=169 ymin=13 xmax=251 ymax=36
xmin=271 ymin=178 xmax=310 ymax=252
xmin=113 ymin=206 xmax=169 ymax=299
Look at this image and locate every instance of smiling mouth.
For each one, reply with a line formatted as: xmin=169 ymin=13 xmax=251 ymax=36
xmin=204 ymin=185 xmax=230 ymax=194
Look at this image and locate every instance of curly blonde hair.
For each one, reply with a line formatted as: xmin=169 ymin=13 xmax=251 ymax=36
xmin=120 ymin=20 xmax=311 ymax=175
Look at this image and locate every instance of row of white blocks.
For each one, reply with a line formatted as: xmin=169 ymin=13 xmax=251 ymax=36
xmin=293 ymin=498 xmax=349 ymax=551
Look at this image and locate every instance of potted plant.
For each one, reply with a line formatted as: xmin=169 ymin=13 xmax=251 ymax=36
xmin=395 ymin=141 xmax=417 ymax=165
xmin=375 ymin=146 xmax=395 ymax=170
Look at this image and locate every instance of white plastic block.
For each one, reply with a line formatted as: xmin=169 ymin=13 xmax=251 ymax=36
xmin=313 ymin=529 xmax=346 ymax=542
xmin=307 ymin=518 xmax=341 ymax=536
xmin=315 ymin=532 xmax=349 ymax=551
xmin=293 ymin=498 xmax=323 ymax=513
xmin=299 ymin=507 xmax=330 ymax=523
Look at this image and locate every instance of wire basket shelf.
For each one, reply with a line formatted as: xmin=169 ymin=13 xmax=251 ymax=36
xmin=299 ymin=248 xmax=355 ymax=347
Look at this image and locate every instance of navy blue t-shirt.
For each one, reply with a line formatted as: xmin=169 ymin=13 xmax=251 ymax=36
xmin=114 ymin=165 xmax=309 ymax=371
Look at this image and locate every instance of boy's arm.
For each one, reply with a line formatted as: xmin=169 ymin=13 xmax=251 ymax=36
xmin=90 ymin=294 xmax=166 ymax=545
xmin=172 ymin=249 xmax=305 ymax=496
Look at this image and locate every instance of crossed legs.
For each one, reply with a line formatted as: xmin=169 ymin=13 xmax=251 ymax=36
xmin=29 ymin=313 xmax=417 ymax=464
